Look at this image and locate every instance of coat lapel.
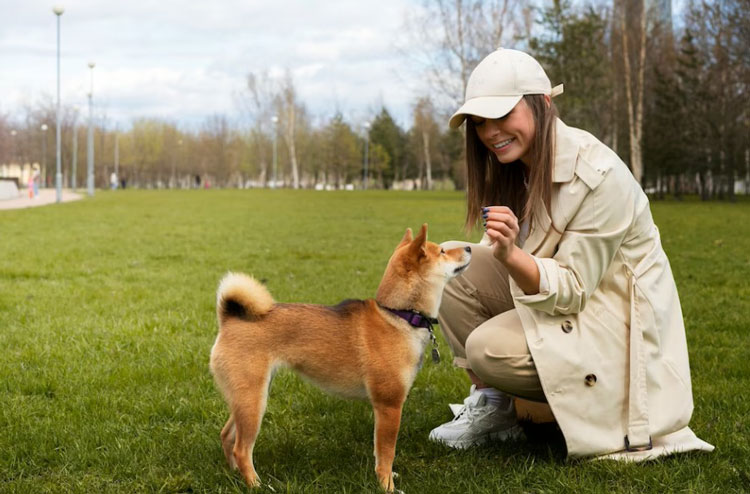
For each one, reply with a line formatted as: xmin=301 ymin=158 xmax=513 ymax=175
xmin=522 ymin=119 xmax=580 ymax=256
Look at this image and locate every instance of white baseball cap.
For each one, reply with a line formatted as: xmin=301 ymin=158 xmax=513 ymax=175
xmin=449 ymin=48 xmax=563 ymax=129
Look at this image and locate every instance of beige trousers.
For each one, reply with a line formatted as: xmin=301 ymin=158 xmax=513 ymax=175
xmin=438 ymin=241 xmax=547 ymax=403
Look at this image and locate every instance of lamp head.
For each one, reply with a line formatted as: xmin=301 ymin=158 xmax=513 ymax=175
xmin=53 ymin=5 xmax=65 ymax=15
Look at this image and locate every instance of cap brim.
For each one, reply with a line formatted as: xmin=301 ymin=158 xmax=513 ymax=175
xmin=448 ymin=95 xmax=523 ymax=129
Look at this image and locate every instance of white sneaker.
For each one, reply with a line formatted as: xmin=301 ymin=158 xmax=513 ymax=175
xmin=429 ymin=385 xmax=525 ymax=449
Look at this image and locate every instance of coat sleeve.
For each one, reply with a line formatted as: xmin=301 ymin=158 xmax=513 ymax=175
xmin=514 ymin=164 xmax=637 ymax=315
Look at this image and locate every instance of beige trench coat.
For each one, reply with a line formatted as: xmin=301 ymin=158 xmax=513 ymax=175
xmin=510 ymin=119 xmax=714 ymax=459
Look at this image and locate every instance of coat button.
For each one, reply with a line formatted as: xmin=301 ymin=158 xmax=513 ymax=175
xmin=561 ymin=320 xmax=573 ymax=333
xmin=585 ymin=374 xmax=597 ymax=386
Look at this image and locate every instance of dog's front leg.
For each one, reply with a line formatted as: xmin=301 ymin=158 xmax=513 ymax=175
xmin=372 ymin=402 xmax=404 ymax=493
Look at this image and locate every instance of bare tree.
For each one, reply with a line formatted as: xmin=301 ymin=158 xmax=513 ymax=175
xmin=241 ymin=71 xmax=277 ymax=186
xmin=401 ymin=0 xmax=528 ymax=111
xmin=413 ymin=96 xmax=439 ymax=189
xmin=277 ymin=71 xmax=303 ymax=189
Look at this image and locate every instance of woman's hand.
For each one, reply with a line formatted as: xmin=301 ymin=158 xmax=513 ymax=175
xmin=483 ymin=206 xmax=520 ymax=263
xmin=483 ymin=205 xmax=540 ymax=294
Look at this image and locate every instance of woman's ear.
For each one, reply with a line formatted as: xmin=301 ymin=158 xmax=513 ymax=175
xmin=544 ymin=94 xmax=551 ymax=108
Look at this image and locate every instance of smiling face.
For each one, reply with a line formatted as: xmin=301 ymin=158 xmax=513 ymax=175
xmin=470 ymin=98 xmax=536 ymax=165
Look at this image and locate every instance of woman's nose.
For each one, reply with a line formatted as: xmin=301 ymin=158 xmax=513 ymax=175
xmin=484 ymin=119 xmax=501 ymax=137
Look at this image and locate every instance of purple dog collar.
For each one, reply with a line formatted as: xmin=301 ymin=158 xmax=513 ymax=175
xmin=383 ymin=308 xmax=441 ymax=364
xmin=385 ymin=308 xmax=437 ymax=329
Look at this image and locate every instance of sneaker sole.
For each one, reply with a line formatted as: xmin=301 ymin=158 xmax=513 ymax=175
xmin=429 ymin=424 xmax=525 ymax=450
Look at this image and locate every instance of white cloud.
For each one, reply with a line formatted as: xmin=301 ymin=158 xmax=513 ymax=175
xmin=0 ymin=0 xmax=419 ymax=128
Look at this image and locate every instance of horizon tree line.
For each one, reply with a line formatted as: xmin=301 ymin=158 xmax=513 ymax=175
xmin=0 ymin=0 xmax=747 ymax=199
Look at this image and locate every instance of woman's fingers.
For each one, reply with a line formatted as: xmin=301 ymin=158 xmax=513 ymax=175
xmin=483 ymin=206 xmax=518 ymax=263
xmin=485 ymin=223 xmax=513 ymax=243
xmin=486 ymin=219 xmax=511 ymax=234
xmin=483 ymin=205 xmax=517 ymax=220
xmin=483 ymin=205 xmax=514 ymax=215
xmin=482 ymin=206 xmax=519 ymax=232
xmin=485 ymin=214 xmax=518 ymax=233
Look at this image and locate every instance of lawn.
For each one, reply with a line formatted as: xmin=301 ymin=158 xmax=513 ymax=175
xmin=1 ymin=190 xmax=748 ymax=493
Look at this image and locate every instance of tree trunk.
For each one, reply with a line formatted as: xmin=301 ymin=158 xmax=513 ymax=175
xmin=620 ymin=0 xmax=646 ymax=185
xmin=423 ymin=130 xmax=433 ymax=190
xmin=610 ymin=12 xmax=619 ymax=155
xmin=286 ymin=105 xmax=300 ymax=189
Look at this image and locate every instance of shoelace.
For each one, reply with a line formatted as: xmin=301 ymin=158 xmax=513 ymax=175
xmin=453 ymin=394 xmax=484 ymax=423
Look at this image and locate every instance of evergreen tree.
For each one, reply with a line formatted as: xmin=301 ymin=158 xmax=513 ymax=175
xmin=529 ymin=0 xmax=613 ymax=140
xmin=369 ymin=108 xmax=406 ymax=189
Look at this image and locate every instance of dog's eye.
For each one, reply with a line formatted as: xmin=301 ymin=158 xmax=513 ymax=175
xmin=440 ymin=248 xmax=446 ymax=255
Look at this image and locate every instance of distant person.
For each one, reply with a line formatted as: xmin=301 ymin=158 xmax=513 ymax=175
xmin=30 ymin=166 xmax=40 ymax=198
xmin=120 ymin=177 xmax=127 ymax=189
xmin=110 ymin=171 xmax=118 ymax=190
xmin=430 ymin=48 xmax=713 ymax=461
xmin=195 ymin=174 xmax=201 ymax=188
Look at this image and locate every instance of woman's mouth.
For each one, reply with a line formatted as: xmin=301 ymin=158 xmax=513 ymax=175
xmin=492 ymin=137 xmax=515 ymax=152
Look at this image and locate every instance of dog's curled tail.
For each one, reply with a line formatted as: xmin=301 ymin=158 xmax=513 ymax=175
xmin=217 ymin=272 xmax=275 ymax=322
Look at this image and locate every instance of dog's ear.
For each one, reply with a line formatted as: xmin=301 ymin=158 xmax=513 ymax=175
xmin=409 ymin=223 xmax=428 ymax=257
xmin=398 ymin=227 xmax=413 ymax=248
xmin=414 ymin=223 xmax=427 ymax=245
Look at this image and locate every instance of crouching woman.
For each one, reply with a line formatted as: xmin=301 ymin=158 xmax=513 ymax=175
xmin=430 ymin=48 xmax=714 ymax=460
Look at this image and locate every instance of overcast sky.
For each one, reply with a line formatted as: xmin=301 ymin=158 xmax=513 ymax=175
xmin=1 ymin=0 xmax=425 ymax=129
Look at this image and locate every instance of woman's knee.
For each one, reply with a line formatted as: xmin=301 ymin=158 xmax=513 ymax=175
xmin=465 ymin=327 xmax=503 ymax=382
xmin=464 ymin=316 xmax=541 ymax=397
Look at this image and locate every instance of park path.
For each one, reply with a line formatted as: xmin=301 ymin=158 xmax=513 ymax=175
xmin=0 ymin=188 xmax=83 ymax=211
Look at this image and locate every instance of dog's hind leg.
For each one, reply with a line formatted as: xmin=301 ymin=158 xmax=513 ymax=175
xmin=372 ymin=400 xmax=405 ymax=493
xmin=231 ymin=359 xmax=274 ymax=488
xmin=220 ymin=414 xmax=237 ymax=469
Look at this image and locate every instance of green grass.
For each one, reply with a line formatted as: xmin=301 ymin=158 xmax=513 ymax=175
xmin=1 ymin=190 xmax=748 ymax=493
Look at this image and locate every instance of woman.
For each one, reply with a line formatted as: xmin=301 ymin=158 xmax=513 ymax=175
xmin=430 ymin=48 xmax=713 ymax=460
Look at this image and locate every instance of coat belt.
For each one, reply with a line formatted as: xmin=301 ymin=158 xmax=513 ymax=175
xmin=624 ymin=231 xmax=662 ymax=452
xmin=626 ymin=271 xmax=652 ymax=451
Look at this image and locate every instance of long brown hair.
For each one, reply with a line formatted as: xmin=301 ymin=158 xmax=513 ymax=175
xmin=464 ymin=94 xmax=558 ymax=235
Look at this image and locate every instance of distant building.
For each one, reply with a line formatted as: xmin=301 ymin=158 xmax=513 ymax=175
xmin=0 ymin=163 xmax=36 ymax=186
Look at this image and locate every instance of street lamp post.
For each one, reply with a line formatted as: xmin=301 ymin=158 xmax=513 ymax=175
xmin=363 ymin=122 xmax=370 ymax=190
xmin=71 ymin=107 xmax=78 ymax=189
xmin=10 ymin=130 xmax=17 ymax=165
xmin=53 ymin=5 xmax=64 ymax=202
xmin=86 ymin=61 xmax=95 ymax=196
xmin=41 ymin=124 xmax=49 ymax=184
xmin=271 ymin=115 xmax=278 ymax=189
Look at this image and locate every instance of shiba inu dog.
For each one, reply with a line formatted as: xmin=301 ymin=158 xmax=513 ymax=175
xmin=210 ymin=224 xmax=471 ymax=492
